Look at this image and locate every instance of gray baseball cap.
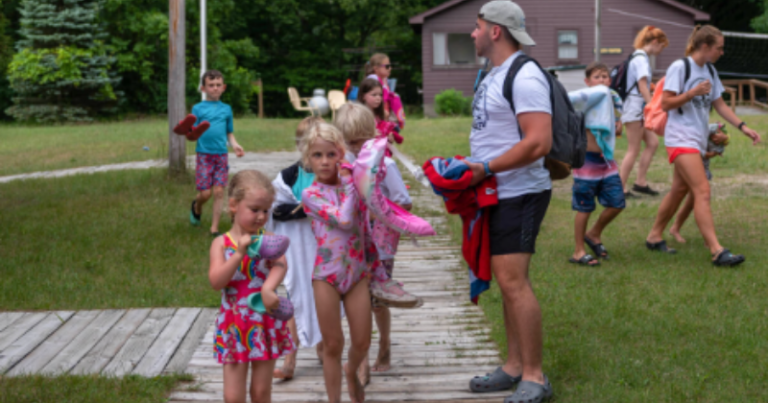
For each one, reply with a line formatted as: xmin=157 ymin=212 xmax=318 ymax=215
xmin=479 ymin=0 xmax=536 ymax=46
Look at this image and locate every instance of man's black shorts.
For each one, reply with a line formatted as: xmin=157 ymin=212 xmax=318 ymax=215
xmin=489 ymin=189 xmax=552 ymax=255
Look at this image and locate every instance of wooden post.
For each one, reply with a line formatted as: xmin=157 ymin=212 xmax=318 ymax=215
xmin=258 ymin=78 xmax=264 ymax=119
xmin=168 ymin=0 xmax=187 ymax=175
xmin=750 ymin=81 xmax=756 ymax=108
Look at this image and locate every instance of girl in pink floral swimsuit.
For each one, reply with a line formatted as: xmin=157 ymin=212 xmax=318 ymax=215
xmin=300 ymin=122 xmax=378 ymax=403
xmin=208 ymin=170 xmax=294 ymax=403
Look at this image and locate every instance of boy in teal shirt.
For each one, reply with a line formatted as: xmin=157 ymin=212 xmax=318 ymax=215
xmin=190 ymin=70 xmax=245 ymax=236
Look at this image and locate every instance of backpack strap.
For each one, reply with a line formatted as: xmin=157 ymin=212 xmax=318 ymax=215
xmin=502 ymin=54 xmax=536 ymax=116
xmin=502 ymin=54 xmax=553 ymax=140
xmin=678 ymin=58 xmax=691 ymax=115
xmin=625 ymin=52 xmax=642 ymax=96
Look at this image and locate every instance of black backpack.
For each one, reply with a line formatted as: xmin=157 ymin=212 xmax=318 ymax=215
xmin=609 ymin=51 xmax=648 ymax=101
xmin=676 ymin=57 xmax=716 ymax=115
xmin=502 ymin=54 xmax=586 ymax=180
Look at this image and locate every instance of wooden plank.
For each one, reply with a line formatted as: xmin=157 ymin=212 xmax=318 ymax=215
xmin=165 ymin=309 xmax=217 ymax=374
xmin=170 ymin=390 xmax=508 ymax=402
xmin=8 ymin=310 xmax=99 ymax=376
xmin=40 ymin=309 xmax=125 ymax=375
xmin=102 ymin=308 xmax=175 ymax=376
xmin=71 ymin=309 xmax=151 ymax=375
xmin=133 ymin=308 xmax=201 ymax=376
xmin=0 ymin=312 xmax=48 ymax=351
xmin=0 ymin=311 xmax=74 ymax=374
xmin=0 ymin=313 xmax=25 ymax=333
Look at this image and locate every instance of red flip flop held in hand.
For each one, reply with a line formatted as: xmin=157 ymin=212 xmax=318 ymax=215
xmin=173 ymin=114 xmax=197 ymax=135
xmin=186 ymin=121 xmax=211 ymax=141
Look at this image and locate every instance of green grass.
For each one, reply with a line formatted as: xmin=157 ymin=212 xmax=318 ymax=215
xmin=0 ymin=374 xmax=190 ymax=403
xmin=0 ymin=169 xmax=221 ymax=310
xmin=1 ymin=115 xmax=768 ymax=401
xmin=0 ymin=117 xmax=300 ymax=176
xmin=399 ymin=116 xmax=768 ymax=402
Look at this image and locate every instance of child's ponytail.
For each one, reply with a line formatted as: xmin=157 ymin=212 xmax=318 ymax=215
xmin=685 ymin=25 xmax=722 ymax=56
xmin=634 ymin=25 xmax=669 ymax=50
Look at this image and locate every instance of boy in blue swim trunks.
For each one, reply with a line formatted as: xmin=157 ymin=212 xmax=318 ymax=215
xmin=189 ymin=70 xmax=245 ymax=236
xmin=570 ymin=63 xmax=626 ymax=266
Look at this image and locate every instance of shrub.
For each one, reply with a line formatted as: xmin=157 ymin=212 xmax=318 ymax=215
xmin=435 ymin=88 xmax=472 ymax=116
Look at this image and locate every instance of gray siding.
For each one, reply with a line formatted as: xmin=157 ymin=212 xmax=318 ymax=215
xmin=420 ymin=0 xmax=697 ymax=112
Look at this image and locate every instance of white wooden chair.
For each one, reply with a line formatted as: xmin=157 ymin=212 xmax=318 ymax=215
xmin=287 ymin=87 xmax=318 ymax=115
xmin=327 ymin=90 xmax=347 ymax=121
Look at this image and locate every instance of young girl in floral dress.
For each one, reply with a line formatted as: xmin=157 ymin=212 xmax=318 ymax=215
xmin=300 ymin=122 xmax=379 ymax=403
xmin=209 ymin=170 xmax=295 ymax=403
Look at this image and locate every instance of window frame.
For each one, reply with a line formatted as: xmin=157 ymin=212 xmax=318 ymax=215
xmin=556 ymin=28 xmax=581 ymax=64
xmin=431 ymin=30 xmax=485 ymax=69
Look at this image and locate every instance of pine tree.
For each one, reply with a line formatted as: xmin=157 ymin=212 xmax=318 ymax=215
xmin=6 ymin=0 xmax=121 ymax=122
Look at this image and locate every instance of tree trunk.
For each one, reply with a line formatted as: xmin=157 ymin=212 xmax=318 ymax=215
xmin=168 ymin=0 xmax=186 ymax=175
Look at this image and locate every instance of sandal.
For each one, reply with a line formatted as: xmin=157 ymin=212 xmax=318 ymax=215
xmin=504 ymin=375 xmax=553 ymax=403
xmin=370 ymin=279 xmax=420 ymax=308
xmin=190 ymin=200 xmax=201 ymax=226
xmin=469 ymin=367 xmax=521 ymax=393
xmin=712 ymin=248 xmax=745 ymax=267
xmin=173 ymin=114 xmax=196 ymax=135
xmin=584 ymin=236 xmax=609 ymax=260
xmin=632 ymin=184 xmax=659 ymax=196
xmin=646 ymin=240 xmax=676 ymax=254
xmin=186 ymin=121 xmax=211 ymax=141
xmin=568 ymin=254 xmax=600 ymax=267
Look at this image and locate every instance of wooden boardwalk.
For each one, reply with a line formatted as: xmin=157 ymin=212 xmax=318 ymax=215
xmin=169 ymin=161 xmax=508 ymax=402
xmin=0 ymin=308 xmax=217 ymax=377
xmin=0 ymin=151 xmax=506 ymax=401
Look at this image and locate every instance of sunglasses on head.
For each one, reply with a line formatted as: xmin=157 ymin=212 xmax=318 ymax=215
xmin=380 ymin=64 xmax=392 ymax=69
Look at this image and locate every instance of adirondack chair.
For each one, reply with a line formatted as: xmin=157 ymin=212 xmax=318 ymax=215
xmin=287 ymin=87 xmax=318 ymax=115
xmin=327 ymin=90 xmax=346 ymax=121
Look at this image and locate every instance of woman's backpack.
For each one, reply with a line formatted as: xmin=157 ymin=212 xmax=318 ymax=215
xmin=644 ymin=77 xmax=667 ymax=136
xmin=502 ymin=54 xmax=587 ymax=180
xmin=609 ymin=52 xmax=646 ymax=101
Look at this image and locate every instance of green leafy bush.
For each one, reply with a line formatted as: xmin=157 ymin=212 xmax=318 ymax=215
xmin=435 ymin=88 xmax=472 ymax=116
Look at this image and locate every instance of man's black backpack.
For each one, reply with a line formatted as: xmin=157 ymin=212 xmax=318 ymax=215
xmin=609 ymin=51 xmax=648 ymax=101
xmin=502 ymin=54 xmax=586 ymax=180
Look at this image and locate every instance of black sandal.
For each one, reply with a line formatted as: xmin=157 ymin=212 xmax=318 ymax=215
xmin=584 ymin=236 xmax=609 ymax=260
xmin=712 ymin=248 xmax=745 ymax=267
xmin=569 ymin=254 xmax=600 ymax=267
xmin=633 ymin=184 xmax=659 ymax=196
xmin=646 ymin=240 xmax=676 ymax=254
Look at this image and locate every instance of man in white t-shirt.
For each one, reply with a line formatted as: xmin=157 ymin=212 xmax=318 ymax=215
xmin=464 ymin=2 xmax=554 ymax=402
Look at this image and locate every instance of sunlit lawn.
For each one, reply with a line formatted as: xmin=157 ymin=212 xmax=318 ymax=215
xmin=1 ymin=115 xmax=767 ymax=402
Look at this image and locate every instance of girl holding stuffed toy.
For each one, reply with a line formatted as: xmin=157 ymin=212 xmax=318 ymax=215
xmin=208 ymin=169 xmax=295 ymax=403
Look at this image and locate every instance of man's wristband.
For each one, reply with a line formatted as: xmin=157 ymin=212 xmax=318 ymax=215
xmin=738 ymin=122 xmax=747 ymax=131
xmin=483 ymin=161 xmax=494 ymax=176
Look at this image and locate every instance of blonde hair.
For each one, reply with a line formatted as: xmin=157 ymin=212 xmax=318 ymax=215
xmin=365 ymin=53 xmax=389 ymax=76
xmin=227 ymin=170 xmax=275 ymax=219
xmin=299 ymin=122 xmax=347 ymax=168
xmin=334 ymin=102 xmax=377 ymax=144
xmin=296 ymin=116 xmax=324 ymax=138
xmin=634 ymin=25 xmax=669 ymax=50
xmin=685 ymin=25 xmax=723 ymax=56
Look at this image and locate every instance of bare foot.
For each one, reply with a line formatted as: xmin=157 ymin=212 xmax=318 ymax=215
xmin=669 ymin=228 xmax=686 ymax=243
xmin=357 ymin=355 xmax=371 ymax=386
xmin=273 ymin=354 xmax=296 ymax=380
xmin=344 ymin=362 xmax=365 ymax=403
xmin=371 ymin=343 xmax=391 ymax=372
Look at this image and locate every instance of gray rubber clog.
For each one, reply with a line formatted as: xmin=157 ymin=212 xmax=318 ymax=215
xmin=469 ymin=367 xmax=521 ymax=393
xmin=504 ymin=375 xmax=553 ymax=403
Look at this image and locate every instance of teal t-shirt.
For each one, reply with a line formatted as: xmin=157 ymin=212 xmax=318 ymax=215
xmin=191 ymin=100 xmax=234 ymax=154
xmin=292 ymin=168 xmax=315 ymax=202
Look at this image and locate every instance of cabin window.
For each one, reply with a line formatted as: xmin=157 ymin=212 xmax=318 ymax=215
xmin=433 ymin=33 xmax=483 ymax=66
xmin=557 ymin=30 xmax=579 ymax=60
